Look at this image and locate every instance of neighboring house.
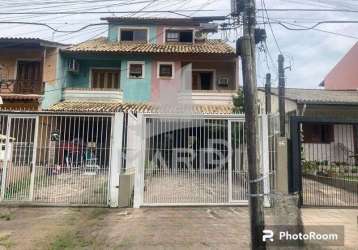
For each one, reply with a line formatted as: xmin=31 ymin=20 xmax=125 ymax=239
xmin=48 ymin=16 xmax=238 ymax=111
xmin=258 ymin=88 xmax=358 ymax=164
xmin=321 ymin=42 xmax=358 ymax=90
xmin=0 ymin=37 xmax=67 ymax=110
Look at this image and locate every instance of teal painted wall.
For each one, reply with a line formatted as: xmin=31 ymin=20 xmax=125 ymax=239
xmin=61 ymin=54 xmax=152 ymax=102
xmin=120 ymin=58 xmax=152 ymax=102
xmin=107 ymin=24 xmax=157 ymax=43
xmin=65 ymin=57 xmax=122 ymax=88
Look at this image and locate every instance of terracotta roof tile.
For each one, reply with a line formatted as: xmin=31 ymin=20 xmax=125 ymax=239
xmin=47 ymin=101 xmax=235 ymax=114
xmin=64 ymin=37 xmax=235 ymax=55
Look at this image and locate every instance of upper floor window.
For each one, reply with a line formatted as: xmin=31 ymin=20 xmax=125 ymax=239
xmin=91 ymin=68 xmax=120 ymax=89
xmin=120 ymin=28 xmax=148 ymax=42
xmin=128 ymin=61 xmax=145 ymax=79
xmin=165 ymin=30 xmax=193 ymax=43
xmin=157 ymin=62 xmax=174 ymax=79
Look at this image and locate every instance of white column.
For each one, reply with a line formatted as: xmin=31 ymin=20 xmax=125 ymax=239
xmin=109 ymin=112 xmax=124 ymax=208
xmin=133 ymin=113 xmax=145 ymax=208
xmin=261 ymin=114 xmax=271 ymax=207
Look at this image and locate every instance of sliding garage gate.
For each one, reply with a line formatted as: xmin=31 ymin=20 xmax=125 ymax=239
xmin=138 ymin=114 xmax=278 ymax=206
xmin=0 ymin=113 xmax=113 ymax=206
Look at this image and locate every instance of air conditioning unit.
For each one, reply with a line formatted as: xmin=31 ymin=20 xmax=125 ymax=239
xmin=194 ymin=31 xmax=207 ymax=41
xmin=68 ymin=59 xmax=79 ymax=73
xmin=218 ymin=77 xmax=229 ymax=86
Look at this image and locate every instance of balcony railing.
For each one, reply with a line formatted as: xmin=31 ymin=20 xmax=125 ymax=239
xmin=0 ymin=79 xmax=45 ymax=94
xmin=63 ymin=88 xmax=123 ymax=102
xmin=178 ymin=90 xmax=237 ymax=105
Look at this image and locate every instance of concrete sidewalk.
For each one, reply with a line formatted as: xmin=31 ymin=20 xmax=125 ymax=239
xmin=0 ymin=206 xmax=357 ymax=249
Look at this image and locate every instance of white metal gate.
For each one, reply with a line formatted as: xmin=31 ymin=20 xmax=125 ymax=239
xmin=0 ymin=113 xmax=113 ymax=206
xmin=135 ymin=115 xmax=245 ymax=206
xmin=133 ymin=114 xmax=278 ymax=207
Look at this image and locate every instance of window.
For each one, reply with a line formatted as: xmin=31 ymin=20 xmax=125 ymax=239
xmin=91 ymin=69 xmax=120 ymax=89
xmin=120 ymin=29 xmax=147 ymax=42
xmin=128 ymin=62 xmax=145 ymax=79
xmin=165 ymin=30 xmax=193 ymax=43
xmin=158 ymin=63 xmax=174 ymax=79
xmin=302 ymin=123 xmax=334 ymax=143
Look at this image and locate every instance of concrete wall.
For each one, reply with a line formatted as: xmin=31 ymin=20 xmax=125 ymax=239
xmin=42 ymin=48 xmax=62 ymax=109
xmin=257 ymin=90 xmax=298 ymax=114
xmin=61 ymin=54 xmax=152 ymax=102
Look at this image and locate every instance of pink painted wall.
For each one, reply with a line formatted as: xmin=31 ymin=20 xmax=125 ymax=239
xmin=325 ymin=42 xmax=358 ymax=90
xmin=157 ymin=26 xmax=165 ymax=45
xmin=151 ymin=60 xmax=182 ymax=103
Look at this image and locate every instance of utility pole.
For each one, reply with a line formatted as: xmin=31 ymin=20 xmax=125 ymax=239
xmin=278 ymin=54 xmax=286 ymax=137
xmin=265 ymin=73 xmax=271 ymax=114
xmin=237 ymin=0 xmax=266 ymax=249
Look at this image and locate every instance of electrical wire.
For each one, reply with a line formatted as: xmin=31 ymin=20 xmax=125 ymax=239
xmin=261 ymin=0 xmax=283 ymax=55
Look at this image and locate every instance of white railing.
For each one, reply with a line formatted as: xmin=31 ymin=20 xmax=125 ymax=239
xmin=63 ymin=88 xmax=123 ymax=102
xmin=178 ymin=90 xmax=237 ymax=105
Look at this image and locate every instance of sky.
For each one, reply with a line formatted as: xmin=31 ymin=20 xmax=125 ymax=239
xmin=0 ymin=0 xmax=357 ymax=89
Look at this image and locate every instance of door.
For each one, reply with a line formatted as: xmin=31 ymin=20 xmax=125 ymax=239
xmin=0 ymin=116 xmax=38 ymax=202
xmin=229 ymin=120 xmax=248 ymax=203
xmin=91 ymin=69 xmax=120 ymax=89
xmin=16 ymin=61 xmax=42 ymax=93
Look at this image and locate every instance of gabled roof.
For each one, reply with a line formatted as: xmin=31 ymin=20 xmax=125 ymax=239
xmin=63 ymin=37 xmax=235 ymax=56
xmin=323 ymin=42 xmax=358 ymax=90
xmin=48 ymin=101 xmax=235 ymax=114
xmin=0 ymin=37 xmax=68 ymax=48
xmin=260 ymin=88 xmax=358 ymax=105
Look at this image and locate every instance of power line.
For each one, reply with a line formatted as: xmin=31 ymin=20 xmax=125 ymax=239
xmin=261 ymin=0 xmax=283 ymax=55
xmin=263 ymin=17 xmax=358 ymax=40
xmin=0 ymin=9 xmax=227 ymax=15
xmin=257 ymin=8 xmax=358 ymax=13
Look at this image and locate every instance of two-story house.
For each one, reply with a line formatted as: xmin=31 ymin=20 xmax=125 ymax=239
xmin=47 ymin=16 xmax=238 ymax=112
xmin=0 ymin=37 xmax=66 ymax=110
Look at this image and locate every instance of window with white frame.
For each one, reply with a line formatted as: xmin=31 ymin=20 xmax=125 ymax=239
xmin=165 ymin=30 xmax=193 ymax=43
xmin=157 ymin=62 xmax=174 ymax=79
xmin=120 ymin=29 xmax=148 ymax=42
xmin=128 ymin=62 xmax=145 ymax=79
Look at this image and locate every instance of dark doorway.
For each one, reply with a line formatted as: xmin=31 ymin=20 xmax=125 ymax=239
xmin=199 ymin=72 xmax=213 ymax=90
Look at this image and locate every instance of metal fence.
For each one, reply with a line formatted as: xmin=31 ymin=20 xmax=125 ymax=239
xmin=290 ymin=117 xmax=358 ymax=207
xmin=0 ymin=113 xmax=113 ymax=206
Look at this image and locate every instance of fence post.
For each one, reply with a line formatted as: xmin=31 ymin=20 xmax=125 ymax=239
xmin=109 ymin=112 xmax=124 ymax=208
xmin=133 ymin=113 xmax=144 ymax=208
xmin=0 ymin=117 xmax=11 ymax=201
xmin=29 ymin=116 xmax=39 ymax=201
xmin=261 ymin=114 xmax=271 ymax=207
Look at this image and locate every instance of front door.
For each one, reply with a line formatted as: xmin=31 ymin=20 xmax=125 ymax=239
xmin=16 ymin=61 xmax=42 ymax=93
xmin=0 ymin=116 xmax=38 ymax=201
